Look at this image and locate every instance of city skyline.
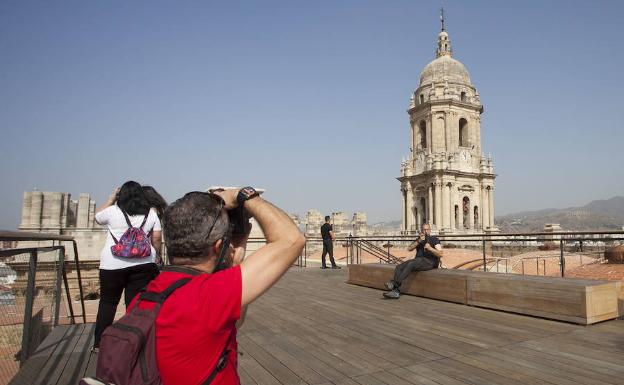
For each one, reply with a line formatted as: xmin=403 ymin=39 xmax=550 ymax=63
xmin=1 ymin=1 xmax=623 ymax=230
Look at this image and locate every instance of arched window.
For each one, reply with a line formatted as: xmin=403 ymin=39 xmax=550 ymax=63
xmin=419 ymin=94 xmax=424 ymax=104
xmin=460 ymin=92 xmax=466 ymax=102
xmin=459 ymin=118 xmax=468 ymax=147
xmin=462 ymin=197 xmax=470 ymax=229
xmin=419 ymin=121 xmax=427 ymax=149
xmin=454 ymin=205 xmax=459 ymax=229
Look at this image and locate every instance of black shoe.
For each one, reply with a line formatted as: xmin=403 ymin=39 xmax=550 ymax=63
xmin=320 ymin=266 xmax=329 ymax=269
xmin=384 ymin=280 xmax=396 ymax=290
xmin=383 ymin=290 xmax=400 ymax=299
xmin=331 ymin=265 xmax=342 ymax=269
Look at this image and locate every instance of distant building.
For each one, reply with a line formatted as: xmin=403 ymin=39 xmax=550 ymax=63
xmin=303 ymin=209 xmax=370 ymax=237
xmin=351 ymin=213 xmax=368 ymax=236
xmin=18 ymin=191 xmax=105 ymax=259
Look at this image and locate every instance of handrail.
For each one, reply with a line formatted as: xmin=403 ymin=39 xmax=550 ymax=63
xmin=356 ymin=239 xmax=403 ymax=264
xmin=0 ymin=231 xmax=86 ymax=324
xmin=0 ymin=230 xmax=75 ymax=241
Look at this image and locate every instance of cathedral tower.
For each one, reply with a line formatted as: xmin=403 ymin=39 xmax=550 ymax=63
xmin=398 ymin=11 xmax=496 ymax=234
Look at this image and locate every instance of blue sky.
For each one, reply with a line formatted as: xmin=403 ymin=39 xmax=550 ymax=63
xmin=1 ymin=0 xmax=623 ymax=229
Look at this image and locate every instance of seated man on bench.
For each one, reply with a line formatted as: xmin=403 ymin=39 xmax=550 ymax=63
xmin=383 ymin=223 xmax=444 ymax=299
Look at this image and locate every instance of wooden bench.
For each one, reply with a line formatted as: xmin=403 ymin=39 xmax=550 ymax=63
xmin=347 ymin=263 xmax=621 ymax=325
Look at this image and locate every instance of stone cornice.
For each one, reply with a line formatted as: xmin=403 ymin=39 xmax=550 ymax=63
xmin=408 ymin=99 xmax=483 ymax=115
xmin=398 ymin=169 xmax=496 ymax=183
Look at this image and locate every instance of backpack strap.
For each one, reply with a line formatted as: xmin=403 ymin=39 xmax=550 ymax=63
xmin=138 ymin=278 xmax=191 ymax=304
xmin=201 ymin=346 xmax=231 ymax=385
xmin=121 ymin=210 xmax=133 ymax=227
xmin=139 ymin=212 xmax=149 ymax=231
xmin=109 ymin=230 xmax=119 ymax=244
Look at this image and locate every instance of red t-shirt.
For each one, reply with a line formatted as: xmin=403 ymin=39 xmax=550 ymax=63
xmin=129 ymin=266 xmax=242 ymax=385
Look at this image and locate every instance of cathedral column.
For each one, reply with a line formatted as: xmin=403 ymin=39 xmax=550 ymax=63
xmin=434 ymin=181 xmax=442 ymax=228
xmin=416 ymin=195 xmax=423 ymax=228
xmin=426 ymin=115 xmax=433 ymax=155
xmin=442 ymin=183 xmax=450 ymax=231
xmin=488 ymin=187 xmax=495 ymax=229
xmin=482 ymin=185 xmax=489 ymax=229
xmin=428 ymin=185 xmax=434 ymax=225
xmin=406 ymin=187 xmax=414 ymax=231
xmin=401 ymin=188 xmax=407 ymax=232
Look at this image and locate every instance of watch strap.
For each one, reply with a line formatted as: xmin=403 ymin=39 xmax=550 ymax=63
xmin=237 ymin=186 xmax=259 ymax=207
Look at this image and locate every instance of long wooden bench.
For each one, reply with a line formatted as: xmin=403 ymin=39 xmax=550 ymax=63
xmin=347 ymin=263 xmax=621 ymax=325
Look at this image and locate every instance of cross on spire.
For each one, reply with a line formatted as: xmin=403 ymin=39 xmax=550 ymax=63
xmin=440 ymin=7 xmax=445 ymax=31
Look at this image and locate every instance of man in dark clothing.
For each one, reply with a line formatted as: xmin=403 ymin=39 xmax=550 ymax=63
xmin=383 ymin=223 xmax=443 ymax=299
xmin=320 ymin=215 xmax=341 ymax=269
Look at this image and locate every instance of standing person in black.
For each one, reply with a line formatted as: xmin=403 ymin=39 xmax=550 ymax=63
xmin=320 ymin=215 xmax=341 ymax=269
xmin=383 ymin=223 xmax=443 ymax=299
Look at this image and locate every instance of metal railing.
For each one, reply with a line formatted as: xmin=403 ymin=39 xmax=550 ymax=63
xmin=302 ymin=230 xmax=624 ymax=277
xmin=0 ymin=230 xmax=86 ymax=382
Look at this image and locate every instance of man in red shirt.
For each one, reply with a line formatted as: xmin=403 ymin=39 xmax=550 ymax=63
xmin=131 ymin=187 xmax=305 ymax=385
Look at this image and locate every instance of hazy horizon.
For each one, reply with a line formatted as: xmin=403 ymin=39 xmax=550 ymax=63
xmin=2 ymin=1 xmax=623 ymax=230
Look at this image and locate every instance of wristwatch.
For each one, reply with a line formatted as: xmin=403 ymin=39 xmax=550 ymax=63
xmin=237 ymin=186 xmax=260 ymax=207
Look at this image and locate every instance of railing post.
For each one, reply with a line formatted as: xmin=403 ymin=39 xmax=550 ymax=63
xmin=72 ymin=241 xmax=87 ymax=323
xmin=560 ymin=239 xmax=565 ymax=277
xmin=482 ymin=239 xmax=487 ymax=271
xmin=20 ymin=250 xmax=38 ymax=366
xmin=53 ymin=247 xmax=64 ymax=326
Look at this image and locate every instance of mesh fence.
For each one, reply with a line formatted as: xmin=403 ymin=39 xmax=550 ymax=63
xmin=0 ymin=247 xmax=67 ymax=385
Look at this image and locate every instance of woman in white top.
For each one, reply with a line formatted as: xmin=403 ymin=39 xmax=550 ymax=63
xmin=93 ymin=181 xmax=162 ymax=349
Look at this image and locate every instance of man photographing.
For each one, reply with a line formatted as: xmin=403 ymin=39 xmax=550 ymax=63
xmin=383 ymin=223 xmax=443 ymax=299
xmin=128 ymin=187 xmax=305 ymax=384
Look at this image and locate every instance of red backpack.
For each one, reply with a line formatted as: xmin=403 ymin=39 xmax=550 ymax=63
xmin=110 ymin=210 xmax=152 ymax=258
xmin=80 ymin=277 xmax=230 ymax=385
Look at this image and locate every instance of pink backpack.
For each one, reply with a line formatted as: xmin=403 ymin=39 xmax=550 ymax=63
xmin=110 ymin=210 xmax=151 ymax=258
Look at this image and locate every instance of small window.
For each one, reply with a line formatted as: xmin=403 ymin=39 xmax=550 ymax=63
xmin=459 ymin=118 xmax=468 ymax=147
xmin=460 ymin=92 xmax=466 ymax=102
xmin=419 ymin=121 xmax=427 ymax=148
xmin=419 ymin=94 xmax=424 ymax=104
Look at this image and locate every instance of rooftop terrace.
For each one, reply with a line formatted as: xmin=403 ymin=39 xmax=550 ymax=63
xmin=10 ymin=267 xmax=624 ymax=385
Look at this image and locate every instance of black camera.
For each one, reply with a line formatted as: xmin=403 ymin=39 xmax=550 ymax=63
xmin=227 ymin=205 xmax=251 ymax=236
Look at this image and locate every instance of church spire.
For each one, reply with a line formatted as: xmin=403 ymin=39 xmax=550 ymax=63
xmin=436 ymin=7 xmax=452 ymax=58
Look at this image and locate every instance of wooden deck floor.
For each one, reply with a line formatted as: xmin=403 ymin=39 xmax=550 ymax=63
xmin=11 ymin=267 xmax=624 ymax=385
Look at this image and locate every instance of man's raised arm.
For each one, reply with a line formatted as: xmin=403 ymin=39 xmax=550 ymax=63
xmin=238 ymin=196 xmax=305 ymax=306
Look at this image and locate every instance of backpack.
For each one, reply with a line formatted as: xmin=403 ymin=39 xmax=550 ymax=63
xmin=80 ymin=277 xmax=230 ymax=385
xmin=110 ymin=210 xmax=152 ymax=258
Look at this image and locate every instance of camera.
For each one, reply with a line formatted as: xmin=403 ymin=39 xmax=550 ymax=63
xmin=207 ymin=186 xmax=265 ymax=236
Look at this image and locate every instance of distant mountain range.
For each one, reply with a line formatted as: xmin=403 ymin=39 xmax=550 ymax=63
xmin=378 ymin=197 xmax=624 ymax=232
xmin=496 ymin=196 xmax=624 ymax=232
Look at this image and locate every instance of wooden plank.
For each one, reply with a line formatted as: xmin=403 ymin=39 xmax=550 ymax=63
xmin=238 ymin=346 xmax=282 ymax=385
xmin=56 ymin=323 xmax=95 ymax=385
xmin=8 ymin=326 xmax=70 ymax=385
xmin=237 ymin=334 xmax=306 ymax=385
xmin=467 ymin=349 xmax=581 ymax=385
xmin=388 ymin=366 xmax=450 ymax=385
xmin=404 ymin=364 xmax=472 ymax=385
xmin=425 ymin=358 xmax=527 ymax=385
xmin=482 ymin=346 xmax=615 ymax=385
xmin=244 ymin=331 xmax=330 ymax=384
xmin=33 ymin=324 xmax=86 ymax=385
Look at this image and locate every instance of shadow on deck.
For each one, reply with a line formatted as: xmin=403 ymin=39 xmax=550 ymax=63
xmin=11 ymin=267 xmax=624 ymax=385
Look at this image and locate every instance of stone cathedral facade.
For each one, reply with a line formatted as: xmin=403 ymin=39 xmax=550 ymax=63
xmin=398 ymin=21 xmax=497 ymax=234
